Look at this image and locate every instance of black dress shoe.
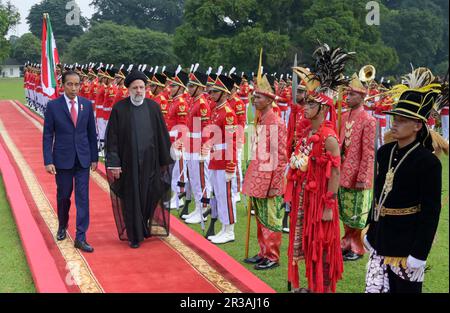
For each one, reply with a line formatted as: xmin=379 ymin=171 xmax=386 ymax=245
xmin=56 ymin=228 xmax=66 ymax=241
xmin=244 ymin=255 xmax=264 ymax=264
xmin=129 ymin=241 xmax=140 ymax=249
xmin=74 ymin=240 xmax=94 ymax=253
xmin=254 ymin=258 xmax=279 ymax=270
xmin=343 ymin=251 xmax=363 ymax=261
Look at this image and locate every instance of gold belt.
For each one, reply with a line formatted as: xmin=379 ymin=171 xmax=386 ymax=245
xmin=378 ymin=205 xmax=421 ymax=217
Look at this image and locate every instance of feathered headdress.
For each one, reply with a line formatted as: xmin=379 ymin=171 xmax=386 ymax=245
xmin=435 ymin=81 xmax=449 ymax=112
xmin=384 ymin=66 xmax=447 ymax=154
xmin=293 ymin=41 xmax=354 ymax=98
xmin=293 ymin=41 xmax=355 ymax=131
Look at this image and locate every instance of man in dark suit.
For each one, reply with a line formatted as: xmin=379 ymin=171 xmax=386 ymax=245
xmin=43 ymin=70 xmax=98 ymax=253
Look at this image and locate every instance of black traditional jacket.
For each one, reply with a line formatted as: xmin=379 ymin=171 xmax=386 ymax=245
xmin=366 ymin=140 xmax=442 ymax=261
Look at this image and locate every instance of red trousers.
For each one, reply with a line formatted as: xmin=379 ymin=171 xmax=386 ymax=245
xmin=256 ymin=219 xmax=282 ymax=262
xmin=341 ymin=224 xmax=365 ymax=255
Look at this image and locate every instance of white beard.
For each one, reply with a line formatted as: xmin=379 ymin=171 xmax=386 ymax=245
xmin=130 ymin=93 xmax=145 ymax=106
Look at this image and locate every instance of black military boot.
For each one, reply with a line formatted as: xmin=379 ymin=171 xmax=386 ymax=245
xmin=203 ymin=207 xmax=211 ymax=218
xmin=179 ymin=199 xmax=191 ymax=218
xmin=205 ymin=218 xmax=217 ymax=239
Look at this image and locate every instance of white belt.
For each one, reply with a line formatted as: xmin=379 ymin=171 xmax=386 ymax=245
xmin=188 ymin=132 xmax=201 ymax=138
xmin=213 ymin=143 xmax=227 ymax=150
xmin=374 ymin=114 xmax=385 ymax=119
xmin=96 ymin=105 xmax=103 ymax=109
xmin=103 ymin=108 xmax=112 ymax=111
xmin=169 ymin=130 xmax=179 ymax=137
xmin=278 ymin=102 xmax=288 ymax=107
xmin=184 ymin=152 xmax=200 ymax=160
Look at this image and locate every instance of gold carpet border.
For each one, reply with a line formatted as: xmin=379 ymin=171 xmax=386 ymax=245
xmin=11 ymin=101 xmax=241 ymax=293
xmin=1 ymin=102 xmax=103 ymax=293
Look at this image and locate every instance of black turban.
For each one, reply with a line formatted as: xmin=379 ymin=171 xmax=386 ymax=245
xmin=124 ymin=70 xmax=148 ymax=88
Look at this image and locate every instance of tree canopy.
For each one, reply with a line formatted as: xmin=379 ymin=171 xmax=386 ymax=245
xmin=26 ymin=0 xmax=88 ymax=55
xmin=62 ymin=21 xmax=177 ymax=66
xmin=3 ymin=0 xmax=447 ymax=77
xmin=90 ymin=0 xmax=184 ymax=34
xmin=10 ymin=33 xmax=41 ymax=64
xmin=0 ymin=0 xmax=19 ymax=63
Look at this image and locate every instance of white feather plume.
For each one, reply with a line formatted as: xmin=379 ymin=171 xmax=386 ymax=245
xmin=402 ymin=65 xmax=435 ymax=88
xmin=206 ymin=67 xmax=212 ymax=75
xmin=127 ymin=64 xmax=133 ymax=72
xmin=175 ymin=64 xmax=182 ymax=76
xmin=190 ymin=64 xmax=194 ymax=73
xmin=141 ymin=64 xmax=147 ymax=72
xmin=161 ymin=65 xmax=166 ymax=73
xmin=154 ymin=66 xmax=159 ymax=74
xmin=229 ymin=67 xmax=236 ymax=75
xmin=216 ymin=65 xmax=223 ymax=76
xmin=193 ymin=63 xmax=200 ymax=73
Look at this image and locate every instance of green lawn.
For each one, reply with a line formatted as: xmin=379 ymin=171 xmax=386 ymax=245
xmin=0 ymin=78 xmax=26 ymax=104
xmin=173 ymin=156 xmax=449 ymax=293
xmin=0 ymin=78 xmax=448 ymax=293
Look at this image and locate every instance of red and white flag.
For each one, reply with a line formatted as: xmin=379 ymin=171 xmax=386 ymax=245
xmin=41 ymin=13 xmax=60 ymax=99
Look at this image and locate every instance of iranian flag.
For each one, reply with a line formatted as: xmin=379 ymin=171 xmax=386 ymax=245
xmin=41 ymin=13 xmax=60 ymax=99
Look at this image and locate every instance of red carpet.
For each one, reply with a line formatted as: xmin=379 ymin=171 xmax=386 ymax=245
xmin=0 ymin=99 xmax=275 ymax=293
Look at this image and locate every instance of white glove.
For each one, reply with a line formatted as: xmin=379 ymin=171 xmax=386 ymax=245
xmin=170 ymin=145 xmax=183 ymax=160
xmin=199 ymin=152 xmax=209 ymax=162
xmin=225 ymin=171 xmax=235 ymax=182
xmin=407 ymin=255 xmax=426 ymax=270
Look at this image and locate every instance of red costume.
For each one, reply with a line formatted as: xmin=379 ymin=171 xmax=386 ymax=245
xmin=238 ymin=80 xmax=250 ymax=105
xmin=153 ymin=92 xmax=170 ymax=127
xmin=167 ymin=94 xmax=189 ymax=143
xmin=339 ymin=105 xmax=376 ymax=190
xmin=207 ymin=101 xmax=237 ymax=174
xmin=286 ymin=103 xmax=311 ymax=158
xmin=242 ymin=108 xmax=287 ymax=263
xmin=113 ymin=85 xmax=128 ymax=105
xmin=95 ymin=83 xmax=106 ymax=120
xmin=275 ymin=85 xmax=292 ymax=113
xmin=184 ymin=94 xmax=211 ymax=154
xmin=287 ymin=121 xmax=343 ymax=292
xmin=338 ymin=105 xmax=376 ymax=256
xmin=79 ymin=80 xmax=91 ymax=99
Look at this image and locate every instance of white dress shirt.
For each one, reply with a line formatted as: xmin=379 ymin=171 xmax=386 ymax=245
xmin=64 ymin=93 xmax=78 ymax=114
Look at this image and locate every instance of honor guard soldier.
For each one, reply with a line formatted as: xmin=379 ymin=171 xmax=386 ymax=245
xmin=205 ymin=74 xmax=238 ymax=244
xmin=113 ymin=67 xmax=129 ymax=105
xmin=229 ymin=71 xmax=246 ymax=200
xmin=150 ymin=71 xmax=170 ymax=126
xmin=181 ymin=68 xmax=213 ymax=225
xmin=167 ymin=68 xmax=190 ymax=209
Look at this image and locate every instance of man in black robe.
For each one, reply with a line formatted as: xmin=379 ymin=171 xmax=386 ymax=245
xmin=105 ymin=69 xmax=173 ymax=248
